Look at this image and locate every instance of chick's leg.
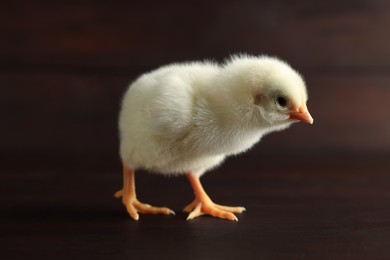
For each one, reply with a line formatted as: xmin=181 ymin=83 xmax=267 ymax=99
xmin=184 ymin=173 xmax=245 ymax=221
xmin=114 ymin=164 xmax=175 ymax=220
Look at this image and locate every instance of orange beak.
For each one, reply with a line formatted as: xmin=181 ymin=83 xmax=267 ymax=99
xmin=289 ymin=105 xmax=314 ymax=124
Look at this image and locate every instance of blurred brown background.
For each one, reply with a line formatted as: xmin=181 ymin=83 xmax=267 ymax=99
xmin=1 ymin=0 xmax=390 ymax=259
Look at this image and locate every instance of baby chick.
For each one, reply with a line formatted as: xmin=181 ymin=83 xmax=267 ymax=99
xmin=115 ymin=54 xmax=313 ymax=221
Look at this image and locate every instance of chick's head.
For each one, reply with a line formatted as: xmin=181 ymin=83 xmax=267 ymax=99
xmin=223 ymin=55 xmax=313 ymax=129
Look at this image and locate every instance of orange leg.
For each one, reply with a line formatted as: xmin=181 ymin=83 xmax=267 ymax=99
xmin=114 ymin=163 xmax=175 ymax=220
xmin=184 ymin=173 xmax=245 ymax=221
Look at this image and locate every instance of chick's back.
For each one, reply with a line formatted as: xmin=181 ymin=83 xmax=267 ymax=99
xmin=119 ymin=62 xmax=221 ymax=173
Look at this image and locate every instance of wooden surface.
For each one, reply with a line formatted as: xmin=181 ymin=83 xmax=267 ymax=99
xmin=2 ymin=157 xmax=390 ymax=259
xmin=1 ymin=1 xmax=390 ymax=259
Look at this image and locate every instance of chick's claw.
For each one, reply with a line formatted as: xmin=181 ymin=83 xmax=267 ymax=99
xmin=214 ymin=204 xmax=246 ymax=214
xmin=184 ymin=200 xmax=244 ymax=221
xmin=183 ymin=200 xmax=198 ymax=213
xmin=122 ymin=198 xmax=175 ymax=221
xmin=114 ymin=189 xmax=124 ymax=198
xmin=114 ymin=189 xmax=175 ymax=220
xmin=130 ymin=200 xmax=175 ymax=220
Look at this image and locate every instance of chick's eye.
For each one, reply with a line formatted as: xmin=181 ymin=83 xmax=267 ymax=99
xmin=276 ymin=96 xmax=288 ymax=107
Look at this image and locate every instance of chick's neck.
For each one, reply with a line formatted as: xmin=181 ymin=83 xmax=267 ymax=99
xmin=192 ymin=80 xmax=263 ymax=156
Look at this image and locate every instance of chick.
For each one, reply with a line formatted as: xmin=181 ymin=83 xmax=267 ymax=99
xmin=115 ymin=54 xmax=313 ymax=221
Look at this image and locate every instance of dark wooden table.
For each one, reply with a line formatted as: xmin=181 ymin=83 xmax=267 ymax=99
xmin=2 ymin=153 xmax=390 ymax=259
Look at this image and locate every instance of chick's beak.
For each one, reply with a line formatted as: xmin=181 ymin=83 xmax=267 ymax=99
xmin=289 ymin=105 xmax=314 ymax=124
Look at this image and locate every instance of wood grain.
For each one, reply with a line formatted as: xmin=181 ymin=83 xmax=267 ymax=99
xmin=1 ymin=0 xmax=390 ymax=72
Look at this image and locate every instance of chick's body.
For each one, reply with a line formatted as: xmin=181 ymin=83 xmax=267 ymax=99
xmin=121 ymin=63 xmax=254 ymax=175
xmin=116 ymin=55 xmax=313 ymax=221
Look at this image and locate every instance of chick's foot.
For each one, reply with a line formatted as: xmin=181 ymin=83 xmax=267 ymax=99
xmin=184 ymin=199 xmax=245 ymax=221
xmin=116 ymin=164 xmax=175 ymax=220
xmin=185 ymin=173 xmax=245 ymax=221
xmin=115 ymin=189 xmax=175 ymax=220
